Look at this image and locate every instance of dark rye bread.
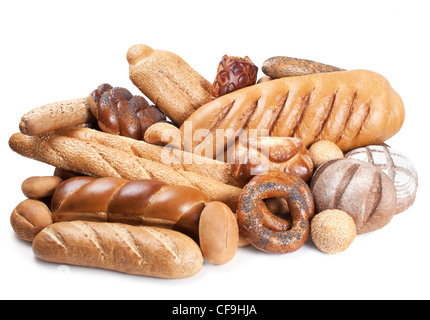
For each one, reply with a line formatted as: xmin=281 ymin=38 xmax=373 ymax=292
xmin=310 ymin=158 xmax=397 ymax=234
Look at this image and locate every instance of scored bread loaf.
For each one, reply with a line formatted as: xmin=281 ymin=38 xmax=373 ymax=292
xmin=8 ymin=132 xmax=242 ymax=211
xmin=32 ymin=221 xmax=203 ymax=279
xmin=180 ymin=70 xmax=405 ymax=158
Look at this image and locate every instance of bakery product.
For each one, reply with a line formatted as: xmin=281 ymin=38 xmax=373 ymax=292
xmin=230 ymin=136 xmax=314 ymax=187
xmin=311 ymin=209 xmax=356 ymax=254
xmin=309 ymin=140 xmax=344 ymax=168
xmin=19 ymin=97 xmax=94 ymax=136
xmin=32 ymin=221 xmax=203 ymax=279
xmin=199 ymin=201 xmax=239 ymax=264
xmin=55 ymin=126 xmax=239 ymax=187
xmin=310 ymin=158 xmax=397 ymax=234
xmin=8 ymin=132 xmax=242 ymax=211
xmin=127 ymin=44 xmax=211 ymax=126
xmin=10 ymin=199 xmax=53 ymax=242
xmin=87 ymin=83 xmax=166 ymax=140
xmin=237 ymin=171 xmax=314 ymax=254
xmin=51 ymin=176 xmax=209 ymax=240
xmin=262 ymin=56 xmax=344 ymax=78
xmin=180 ymin=70 xmax=405 ymax=158
xmin=345 ymin=144 xmax=418 ymax=214
xmin=210 ymin=55 xmax=258 ymax=100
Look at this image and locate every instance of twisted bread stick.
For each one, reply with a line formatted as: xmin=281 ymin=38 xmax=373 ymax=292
xmin=51 ymin=176 xmax=209 ymax=239
xmin=8 ymin=132 xmax=242 ymax=211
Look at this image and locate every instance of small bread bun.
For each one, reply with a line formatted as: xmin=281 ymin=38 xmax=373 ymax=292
xmin=311 ymin=209 xmax=356 ymax=254
xmin=309 ymin=140 xmax=344 ymax=167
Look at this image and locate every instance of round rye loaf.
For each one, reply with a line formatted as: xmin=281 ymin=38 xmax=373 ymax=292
xmin=310 ymin=158 xmax=397 ymax=234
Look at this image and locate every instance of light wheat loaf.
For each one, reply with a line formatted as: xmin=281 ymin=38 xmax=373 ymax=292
xmin=8 ymin=132 xmax=242 ymax=211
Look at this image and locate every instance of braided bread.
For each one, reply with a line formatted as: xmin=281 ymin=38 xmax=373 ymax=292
xmin=51 ymin=176 xmax=209 ymax=239
xmin=87 ymin=83 xmax=166 ymax=140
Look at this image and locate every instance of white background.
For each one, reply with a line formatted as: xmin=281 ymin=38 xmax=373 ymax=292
xmin=1 ymin=0 xmax=429 ymax=300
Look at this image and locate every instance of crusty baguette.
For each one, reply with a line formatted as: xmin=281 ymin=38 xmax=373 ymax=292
xmin=32 ymin=221 xmax=203 ymax=279
xmin=8 ymin=132 xmax=242 ymax=211
xmin=55 ymin=126 xmax=239 ymax=187
xmin=181 ymin=70 xmax=405 ymax=158
xmin=19 ymin=98 xmax=94 ymax=135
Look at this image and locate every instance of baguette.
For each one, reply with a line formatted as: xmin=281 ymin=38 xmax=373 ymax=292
xmin=181 ymin=70 xmax=405 ymax=158
xmin=32 ymin=221 xmax=203 ymax=279
xmin=8 ymin=132 xmax=242 ymax=211
xmin=55 ymin=126 xmax=239 ymax=187
xmin=19 ymin=98 xmax=94 ymax=135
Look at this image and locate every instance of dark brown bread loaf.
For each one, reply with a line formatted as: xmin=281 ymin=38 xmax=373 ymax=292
xmin=310 ymin=158 xmax=397 ymax=234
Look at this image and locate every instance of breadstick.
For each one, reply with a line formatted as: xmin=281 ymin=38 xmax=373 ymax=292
xmin=8 ymin=132 xmax=242 ymax=211
xmin=55 ymin=126 xmax=239 ymax=187
xmin=19 ymin=97 xmax=94 ymax=135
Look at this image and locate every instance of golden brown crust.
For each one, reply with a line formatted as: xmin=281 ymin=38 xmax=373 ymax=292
xmin=19 ymin=98 xmax=95 ymax=136
xmin=8 ymin=131 xmax=242 ymax=211
xmin=180 ymin=70 xmax=405 ymax=157
xmin=199 ymin=201 xmax=238 ymax=264
xmin=55 ymin=127 xmax=239 ymax=187
xmin=237 ymin=171 xmax=314 ymax=254
xmin=128 ymin=44 xmax=211 ymax=126
xmin=10 ymin=199 xmax=52 ymax=242
xmin=50 ymin=177 xmax=209 ymax=240
xmin=143 ymin=122 xmax=183 ymax=150
xmin=262 ymin=56 xmax=344 ymax=78
xmin=230 ymin=136 xmax=314 ymax=187
xmin=21 ymin=176 xmax=64 ymax=199
xmin=32 ymin=221 xmax=203 ymax=279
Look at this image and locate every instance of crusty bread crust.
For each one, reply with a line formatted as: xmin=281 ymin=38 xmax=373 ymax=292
xmin=32 ymin=222 xmax=203 ymax=278
xmin=8 ymin=132 xmax=242 ymax=211
xmin=181 ymin=70 xmax=405 ymax=158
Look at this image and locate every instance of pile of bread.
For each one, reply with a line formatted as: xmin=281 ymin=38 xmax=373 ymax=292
xmin=8 ymin=44 xmax=418 ymax=279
